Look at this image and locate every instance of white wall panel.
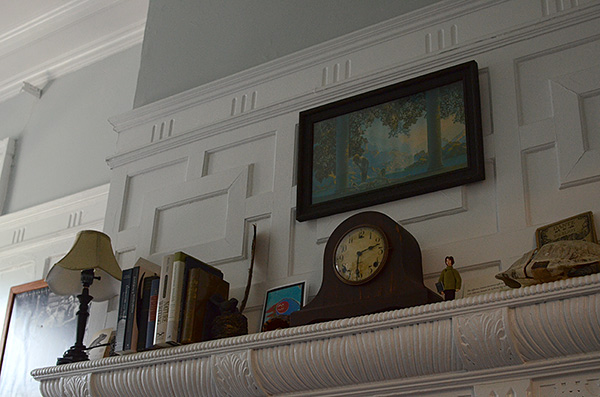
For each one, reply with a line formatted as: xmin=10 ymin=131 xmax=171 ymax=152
xmin=105 ymin=0 xmax=600 ymax=335
xmin=0 ymin=185 xmax=109 ymax=340
xmin=204 ymin=131 xmax=276 ymax=195
xmin=119 ymin=159 xmax=187 ymax=231
xmin=517 ymin=35 xmax=600 ymax=227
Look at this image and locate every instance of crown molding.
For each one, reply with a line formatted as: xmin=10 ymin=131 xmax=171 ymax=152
xmin=0 ymin=0 xmax=147 ymax=104
xmin=109 ymin=0 xmax=600 ymax=133
xmin=109 ymin=0 xmax=503 ymax=131
xmin=0 ymin=0 xmax=118 ymax=57
xmin=107 ymin=0 xmax=600 ymax=168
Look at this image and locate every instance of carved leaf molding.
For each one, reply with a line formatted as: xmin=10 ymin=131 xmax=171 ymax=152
xmin=212 ymin=350 xmax=264 ymax=397
xmin=454 ymin=308 xmax=522 ymax=370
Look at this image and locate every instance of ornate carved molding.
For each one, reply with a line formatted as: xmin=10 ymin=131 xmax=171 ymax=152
xmin=454 ymin=308 xmax=522 ymax=370
xmin=212 ymin=350 xmax=263 ymax=396
xmin=32 ymin=274 xmax=600 ymax=396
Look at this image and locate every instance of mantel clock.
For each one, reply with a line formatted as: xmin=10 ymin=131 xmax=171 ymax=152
xmin=291 ymin=211 xmax=441 ymax=326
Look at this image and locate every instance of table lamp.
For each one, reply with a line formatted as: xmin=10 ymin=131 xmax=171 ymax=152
xmin=46 ymin=230 xmax=122 ymax=365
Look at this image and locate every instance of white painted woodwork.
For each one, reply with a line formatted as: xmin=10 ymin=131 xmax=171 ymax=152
xmin=0 ymin=137 xmax=16 ymax=213
xmin=31 ymin=274 xmax=600 ymax=396
xmin=0 ymin=185 xmax=109 ymax=339
xmin=0 ymin=0 xmax=148 ymax=103
xmin=33 ymin=0 xmax=600 ymax=395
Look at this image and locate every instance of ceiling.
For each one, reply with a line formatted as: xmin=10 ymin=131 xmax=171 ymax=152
xmin=0 ymin=0 xmax=148 ymax=103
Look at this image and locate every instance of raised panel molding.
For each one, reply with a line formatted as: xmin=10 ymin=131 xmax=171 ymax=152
xmin=517 ymin=35 xmax=600 ymax=226
xmin=137 ymin=165 xmax=253 ymax=264
xmin=32 ymin=275 xmax=600 ymax=396
xmin=551 ymin=67 xmax=600 ymax=188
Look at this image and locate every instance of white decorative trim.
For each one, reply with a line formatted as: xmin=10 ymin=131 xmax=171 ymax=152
xmin=212 ymin=350 xmax=263 ymax=396
xmin=108 ymin=0 xmax=503 ymax=130
xmin=454 ymin=308 xmax=522 ymax=370
xmin=31 ymin=274 xmax=600 ymax=396
xmin=0 ymin=137 xmax=15 ymax=214
xmin=0 ymin=184 xmax=109 ymax=259
xmin=61 ymin=374 xmax=91 ymax=397
xmin=0 ymin=0 xmax=146 ymax=103
xmin=107 ymin=0 xmax=600 ymax=167
xmin=0 ymin=0 xmax=119 ymax=55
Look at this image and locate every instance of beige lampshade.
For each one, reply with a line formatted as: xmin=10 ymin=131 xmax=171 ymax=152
xmin=46 ymin=230 xmax=122 ymax=301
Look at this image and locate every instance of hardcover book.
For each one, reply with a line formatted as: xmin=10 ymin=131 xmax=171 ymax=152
xmin=119 ymin=258 xmax=160 ymax=354
xmin=165 ymin=252 xmax=224 ymax=345
xmin=145 ymin=277 xmax=160 ymax=350
xmin=176 ymin=254 xmax=224 ymax=342
xmin=114 ymin=268 xmax=133 ymax=353
xmin=153 ymin=253 xmax=174 ymax=347
xmin=137 ymin=274 xmax=160 ymax=352
xmin=179 ymin=266 xmax=229 ymax=344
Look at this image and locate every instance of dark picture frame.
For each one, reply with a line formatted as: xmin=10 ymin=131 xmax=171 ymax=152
xmin=0 ymin=280 xmax=79 ymax=396
xmin=297 ymin=61 xmax=485 ymax=221
xmin=260 ymin=281 xmax=306 ymax=332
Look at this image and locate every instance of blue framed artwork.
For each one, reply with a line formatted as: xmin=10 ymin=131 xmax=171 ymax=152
xmin=296 ymin=61 xmax=485 ymax=221
xmin=260 ymin=281 xmax=306 ymax=332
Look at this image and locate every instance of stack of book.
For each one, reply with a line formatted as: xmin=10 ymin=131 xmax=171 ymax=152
xmin=114 ymin=257 xmax=160 ymax=355
xmin=114 ymin=252 xmax=229 ymax=355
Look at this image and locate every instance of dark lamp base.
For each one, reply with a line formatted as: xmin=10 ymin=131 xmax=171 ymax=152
xmin=57 ymin=345 xmax=89 ymax=365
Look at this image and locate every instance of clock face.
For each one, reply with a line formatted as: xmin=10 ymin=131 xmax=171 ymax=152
xmin=333 ymin=225 xmax=389 ymax=285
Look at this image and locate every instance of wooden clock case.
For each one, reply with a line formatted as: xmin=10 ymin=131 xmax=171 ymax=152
xmin=291 ymin=211 xmax=441 ymax=326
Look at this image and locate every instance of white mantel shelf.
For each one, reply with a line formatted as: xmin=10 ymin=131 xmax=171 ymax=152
xmin=32 ymin=275 xmax=600 ymax=396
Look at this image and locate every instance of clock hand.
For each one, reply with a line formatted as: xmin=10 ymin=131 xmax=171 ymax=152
xmin=357 ymin=243 xmax=380 ymax=255
xmin=355 ymin=252 xmax=361 ymax=280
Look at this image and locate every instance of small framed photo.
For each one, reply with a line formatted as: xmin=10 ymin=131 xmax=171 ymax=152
xmin=260 ymin=281 xmax=307 ymax=332
xmin=535 ymin=211 xmax=598 ymax=248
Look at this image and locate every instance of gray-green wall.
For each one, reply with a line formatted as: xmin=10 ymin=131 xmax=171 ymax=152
xmin=0 ymin=45 xmax=142 ymax=214
xmin=133 ymin=0 xmax=442 ymax=108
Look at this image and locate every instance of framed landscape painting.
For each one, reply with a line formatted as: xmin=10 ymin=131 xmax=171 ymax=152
xmin=296 ymin=61 xmax=485 ymax=221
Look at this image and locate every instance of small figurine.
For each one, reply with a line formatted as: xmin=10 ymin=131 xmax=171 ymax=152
xmin=438 ymin=256 xmax=461 ymax=301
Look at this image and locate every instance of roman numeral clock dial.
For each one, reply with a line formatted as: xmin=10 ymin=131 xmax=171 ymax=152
xmin=334 ymin=226 xmax=388 ymax=284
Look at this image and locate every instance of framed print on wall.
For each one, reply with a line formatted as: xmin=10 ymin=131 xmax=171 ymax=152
xmin=0 ymin=280 xmax=79 ymax=396
xmin=296 ymin=60 xmax=485 ymax=221
xmin=260 ymin=281 xmax=306 ymax=332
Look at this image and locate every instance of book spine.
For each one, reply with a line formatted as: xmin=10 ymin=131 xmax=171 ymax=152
xmin=179 ymin=267 xmax=201 ymax=343
xmin=137 ymin=275 xmax=158 ymax=352
xmin=154 ymin=254 xmax=174 ymax=347
xmin=114 ymin=268 xmax=133 ymax=354
xmin=180 ymin=271 xmax=229 ymax=344
xmin=122 ymin=266 xmax=140 ymax=353
xmin=145 ymin=277 xmax=161 ymax=349
xmin=165 ymin=252 xmax=186 ymax=345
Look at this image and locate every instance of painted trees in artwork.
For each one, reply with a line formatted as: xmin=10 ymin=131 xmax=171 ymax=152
xmin=312 ymin=81 xmax=465 ymax=200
